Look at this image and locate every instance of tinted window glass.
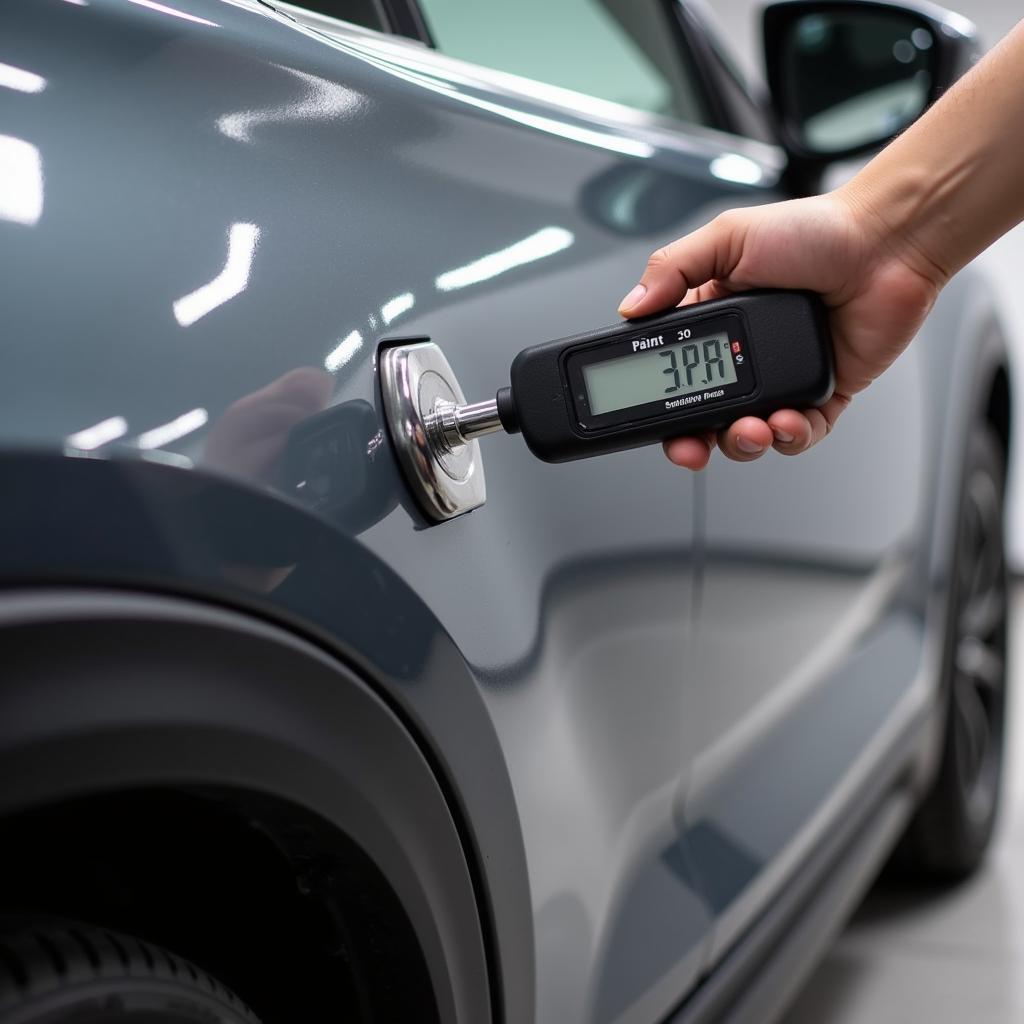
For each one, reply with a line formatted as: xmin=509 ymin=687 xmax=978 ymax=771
xmin=418 ymin=0 xmax=711 ymax=126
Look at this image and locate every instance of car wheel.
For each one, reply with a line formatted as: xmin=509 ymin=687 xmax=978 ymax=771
xmin=902 ymin=425 xmax=1009 ymax=880
xmin=0 ymin=919 xmax=261 ymax=1024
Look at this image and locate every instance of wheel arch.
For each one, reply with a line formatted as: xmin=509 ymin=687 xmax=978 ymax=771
xmin=923 ymin=272 xmax=1014 ymax=573
xmin=985 ymin=360 xmax=1012 ymax=465
xmin=0 ymin=589 xmax=491 ymax=1023
xmin=0 ymin=450 xmax=535 ymax=1024
xmin=903 ymin=270 xmax=1013 ymax=793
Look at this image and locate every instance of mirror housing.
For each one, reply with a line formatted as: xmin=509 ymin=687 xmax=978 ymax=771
xmin=763 ymin=0 xmax=980 ymax=189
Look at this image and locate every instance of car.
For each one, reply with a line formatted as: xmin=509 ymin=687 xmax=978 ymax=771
xmin=0 ymin=0 xmax=1010 ymax=1021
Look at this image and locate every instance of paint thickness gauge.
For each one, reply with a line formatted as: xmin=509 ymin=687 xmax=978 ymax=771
xmin=498 ymin=289 xmax=833 ymax=462
xmin=379 ymin=290 xmax=835 ymax=518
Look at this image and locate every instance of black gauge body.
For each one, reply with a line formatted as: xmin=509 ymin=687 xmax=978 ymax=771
xmin=504 ymin=290 xmax=834 ymax=463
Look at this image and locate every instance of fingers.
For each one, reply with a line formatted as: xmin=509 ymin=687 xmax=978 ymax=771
xmin=765 ymin=409 xmax=814 ymax=454
xmin=717 ymin=417 xmax=775 ymax=461
xmin=618 ymin=212 xmax=745 ymax=317
xmin=661 ymin=395 xmax=852 ymax=471
xmin=678 ymin=280 xmax=733 ymax=308
xmin=663 ymin=432 xmax=717 ymax=471
xmin=661 ymin=415 xmax=802 ymax=470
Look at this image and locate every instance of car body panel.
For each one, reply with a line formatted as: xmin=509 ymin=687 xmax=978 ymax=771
xmin=1 ymin=0 xmax=767 ymax=1017
xmin=0 ymin=1 xmax=1011 ymax=1022
xmin=686 ymin=328 xmax=929 ymax=960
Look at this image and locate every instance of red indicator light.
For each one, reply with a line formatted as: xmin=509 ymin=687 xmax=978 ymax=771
xmin=731 ymin=340 xmax=741 ymax=354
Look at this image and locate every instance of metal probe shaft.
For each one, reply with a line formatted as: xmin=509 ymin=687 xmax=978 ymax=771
xmin=452 ymin=399 xmax=504 ymax=441
xmin=432 ymin=396 xmax=506 ymax=452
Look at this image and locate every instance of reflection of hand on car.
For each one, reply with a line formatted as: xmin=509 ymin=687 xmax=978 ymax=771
xmin=203 ymin=367 xmax=333 ymax=591
xmin=204 ymin=367 xmax=333 ymax=481
xmin=619 ymin=18 xmax=1024 ymax=471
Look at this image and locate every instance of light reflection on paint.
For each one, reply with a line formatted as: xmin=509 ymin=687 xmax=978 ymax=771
xmin=381 ymin=292 xmax=414 ymax=325
xmin=127 ymin=0 xmax=218 ymax=27
xmin=0 ymin=135 xmax=43 ymax=226
xmin=325 ymin=330 xmax=363 ymax=372
xmin=454 ymin=92 xmax=654 ymax=159
xmin=66 ymin=416 xmax=128 ymax=450
xmin=366 ymin=429 xmax=385 ymax=459
xmin=295 ymin=31 xmax=653 ymax=160
xmin=0 ymin=63 xmax=46 ymax=94
xmin=139 ymin=449 xmax=195 ymax=468
xmin=136 ymin=407 xmax=209 ymax=449
xmin=173 ymin=223 xmax=260 ymax=327
xmin=709 ymin=153 xmax=763 ymax=186
xmin=435 ymin=226 xmax=574 ymax=292
xmin=215 ymin=0 xmax=273 ymax=12
xmin=217 ymin=67 xmax=364 ymax=143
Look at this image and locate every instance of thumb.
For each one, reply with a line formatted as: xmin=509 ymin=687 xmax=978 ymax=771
xmin=618 ymin=211 xmax=747 ymax=318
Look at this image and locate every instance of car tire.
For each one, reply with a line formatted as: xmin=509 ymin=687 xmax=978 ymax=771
xmin=901 ymin=425 xmax=1009 ymax=880
xmin=0 ymin=919 xmax=261 ymax=1024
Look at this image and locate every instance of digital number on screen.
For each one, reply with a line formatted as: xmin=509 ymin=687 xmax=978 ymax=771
xmin=582 ymin=330 xmax=738 ymax=416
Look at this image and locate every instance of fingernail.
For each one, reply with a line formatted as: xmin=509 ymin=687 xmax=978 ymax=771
xmin=619 ymin=283 xmax=646 ymax=310
xmin=772 ymin=428 xmax=795 ymax=444
xmin=736 ymin=436 xmax=764 ymax=454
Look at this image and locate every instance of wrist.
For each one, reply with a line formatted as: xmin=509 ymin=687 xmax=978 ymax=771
xmin=834 ymin=165 xmax=954 ymax=293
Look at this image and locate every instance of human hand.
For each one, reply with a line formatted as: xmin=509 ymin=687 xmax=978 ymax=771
xmin=617 ymin=190 xmax=945 ymax=470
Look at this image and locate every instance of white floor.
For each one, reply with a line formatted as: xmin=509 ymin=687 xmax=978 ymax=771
xmin=783 ymin=587 xmax=1024 ymax=1023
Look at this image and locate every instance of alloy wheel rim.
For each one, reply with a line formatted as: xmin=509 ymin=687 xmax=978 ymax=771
xmin=952 ymin=466 xmax=1007 ymax=826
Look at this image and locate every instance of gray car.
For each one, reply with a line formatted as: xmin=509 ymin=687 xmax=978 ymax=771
xmin=0 ymin=0 xmax=1011 ymax=1022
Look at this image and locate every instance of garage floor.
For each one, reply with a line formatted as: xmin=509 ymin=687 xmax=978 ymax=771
xmin=783 ymin=587 xmax=1024 ymax=1023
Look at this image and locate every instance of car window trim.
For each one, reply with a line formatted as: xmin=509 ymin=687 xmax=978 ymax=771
xmin=673 ymin=0 xmax=778 ymax=144
xmin=264 ymin=0 xmax=432 ymax=41
xmin=378 ymin=0 xmax=434 ymax=44
xmin=670 ymin=0 xmax=776 ymax=142
xmin=273 ymin=0 xmax=786 ymax=178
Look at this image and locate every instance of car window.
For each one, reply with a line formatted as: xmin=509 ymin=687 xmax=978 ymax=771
xmin=288 ymin=0 xmax=388 ymax=32
xmin=708 ymin=50 xmax=776 ymax=143
xmin=416 ymin=0 xmax=713 ymax=127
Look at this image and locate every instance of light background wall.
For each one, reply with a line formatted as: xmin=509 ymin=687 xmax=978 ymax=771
xmin=705 ymin=0 xmax=1024 ymax=565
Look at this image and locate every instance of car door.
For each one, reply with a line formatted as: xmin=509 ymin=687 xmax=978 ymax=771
xmin=681 ymin=264 xmax=930 ymax=968
xmin=298 ymin=3 xmax=785 ymax=1020
xmin=658 ymin=4 xmax=934 ymax=973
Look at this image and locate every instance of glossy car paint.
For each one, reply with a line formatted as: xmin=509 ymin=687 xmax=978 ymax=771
xmin=0 ymin=1 xmax=1009 ymax=1022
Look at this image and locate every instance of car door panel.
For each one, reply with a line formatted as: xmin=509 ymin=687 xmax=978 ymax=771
xmin=685 ymin=338 xmax=930 ymax=963
xmin=358 ymin=197 xmax=718 ymax=1024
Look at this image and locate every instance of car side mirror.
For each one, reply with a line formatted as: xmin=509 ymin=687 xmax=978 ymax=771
xmin=763 ymin=0 xmax=980 ymax=187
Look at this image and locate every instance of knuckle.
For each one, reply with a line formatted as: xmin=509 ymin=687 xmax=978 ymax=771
xmin=713 ymin=209 xmax=739 ymax=232
xmin=645 ymin=245 xmax=674 ymax=272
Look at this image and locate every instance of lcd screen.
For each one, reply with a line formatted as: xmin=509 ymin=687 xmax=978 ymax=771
xmin=582 ymin=330 xmax=738 ymax=415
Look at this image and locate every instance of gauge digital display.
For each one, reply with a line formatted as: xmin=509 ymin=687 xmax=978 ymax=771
xmin=581 ymin=330 xmax=738 ymax=416
xmin=563 ymin=310 xmax=756 ymax=432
